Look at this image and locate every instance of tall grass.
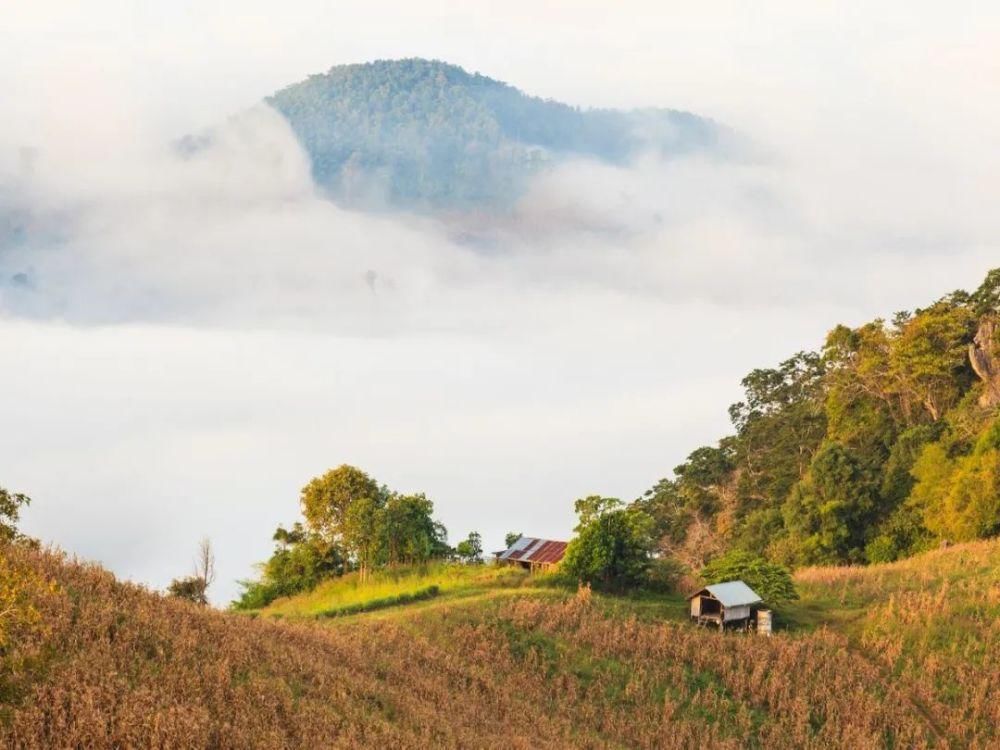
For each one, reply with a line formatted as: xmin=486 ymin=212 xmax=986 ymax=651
xmin=1 ymin=541 xmax=975 ymax=748
xmin=795 ymin=538 xmax=1000 ymax=747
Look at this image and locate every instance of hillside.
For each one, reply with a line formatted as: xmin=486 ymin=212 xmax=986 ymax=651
xmin=261 ymin=58 xmax=720 ymax=210
xmin=6 ymin=540 xmax=1000 ymax=748
xmin=636 ymin=268 xmax=1000 ymax=576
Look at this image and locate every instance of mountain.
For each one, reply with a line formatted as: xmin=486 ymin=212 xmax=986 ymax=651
xmin=6 ymin=538 xmax=998 ymax=746
xmin=263 ymin=58 xmax=721 ymax=211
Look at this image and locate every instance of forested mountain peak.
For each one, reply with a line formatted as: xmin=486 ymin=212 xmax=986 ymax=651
xmin=263 ymin=58 xmax=721 ymax=210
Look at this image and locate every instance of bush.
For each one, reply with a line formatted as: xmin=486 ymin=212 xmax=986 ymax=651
xmin=700 ymin=550 xmax=798 ymax=604
xmin=644 ymin=556 xmax=688 ymax=594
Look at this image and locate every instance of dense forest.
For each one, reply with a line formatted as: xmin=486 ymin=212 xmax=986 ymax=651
xmin=261 ymin=58 xmax=720 ymax=210
xmin=635 ymin=268 xmax=1000 ymax=572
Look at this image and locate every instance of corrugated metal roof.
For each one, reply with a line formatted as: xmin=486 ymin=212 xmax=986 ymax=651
xmin=687 ymin=580 xmax=763 ymax=607
xmin=497 ymin=536 xmax=568 ymax=565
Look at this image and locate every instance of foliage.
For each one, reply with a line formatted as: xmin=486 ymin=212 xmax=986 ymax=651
xmin=168 ymin=538 xmax=215 ymax=605
xmin=635 ymin=268 xmax=1000 ymax=572
xmin=256 ymin=59 xmax=719 ymax=211
xmin=232 ymin=523 xmax=344 ymax=610
xmin=236 ymin=465 xmax=450 ymax=607
xmin=300 ymin=464 xmax=382 ymax=544
xmin=563 ymin=499 xmax=655 ymax=588
xmin=167 ymin=576 xmax=208 ymax=605
xmin=504 ymin=531 xmax=522 ymax=548
xmin=455 ymin=531 xmax=483 ymax=563
xmin=0 ymin=486 xmax=30 ymax=543
xmin=781 ymin=442 xmax=878 ymax=565
xmin=699 ymin=550 xmax=798 ymax=605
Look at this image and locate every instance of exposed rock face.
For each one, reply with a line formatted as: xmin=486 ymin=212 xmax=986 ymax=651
xmin=969 ymin=317 xmax=1000 ymax=407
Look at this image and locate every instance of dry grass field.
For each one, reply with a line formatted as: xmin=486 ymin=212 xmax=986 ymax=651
xmin=2 ymin=540 xmax=999 ymax=748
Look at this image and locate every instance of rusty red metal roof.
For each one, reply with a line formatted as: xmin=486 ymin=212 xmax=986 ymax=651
xmin=497 ymin=536 xmax=568 ymax=565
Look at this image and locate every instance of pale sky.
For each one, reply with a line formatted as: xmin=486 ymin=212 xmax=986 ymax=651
xmin=2 ymin=2 xmax=999 ymax=603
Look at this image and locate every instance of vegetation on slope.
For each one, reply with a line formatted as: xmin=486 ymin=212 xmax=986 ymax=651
xmin=233 ymin=465 xmax=456 ymax=610
xmin=258 ymin=562 xmax=529 ymax=618
xmin=261 ymin=58 xmax=719 ymax=210
xmin=636 ymin=268 xmax=1000 ymax=574
xmin=2 ymin=540 xmax=974 ymax=749
xmin=793 ymin=538 xmax=1000 ymax=747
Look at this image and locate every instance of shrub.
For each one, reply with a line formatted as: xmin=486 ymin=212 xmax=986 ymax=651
xmin=700 ymin=550 xmax=798 ymax=604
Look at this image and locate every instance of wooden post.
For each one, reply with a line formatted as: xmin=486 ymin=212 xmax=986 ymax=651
xmin=757 ymin=609 xmax=773 ymax=637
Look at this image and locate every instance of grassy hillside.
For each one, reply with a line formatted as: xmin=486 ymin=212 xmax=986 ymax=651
xmin=6 ymin=541 xmax=1000 ymax=748
xmin=791 ymin=539 xmax=1000 ymax=746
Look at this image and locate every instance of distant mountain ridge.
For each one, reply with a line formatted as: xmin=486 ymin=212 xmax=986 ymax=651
xmin=264 ymin=58 xmax=721 ymax=211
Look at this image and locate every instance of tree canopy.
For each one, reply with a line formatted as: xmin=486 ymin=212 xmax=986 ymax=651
xmin=632 ymin=268 xmax=1000 ymax=573
xmin=254 ymin=59 xmax=720 ymax=211
xmin=234 ymin=465 xmax=450 ymax=609
xmin=699 ymin=550 xmax=798 ymax=605
xmin=562 ymin=497 xmax=655 ymax=589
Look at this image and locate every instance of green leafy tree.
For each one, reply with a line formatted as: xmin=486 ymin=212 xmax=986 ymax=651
xmin=300 ymin=465 xmax=382 ymax=543
xmin=911 ymin=422 xmax=1000 ymax=543
xmin=563 ymin=499 xmax=654 ymax=589
xmin=455 ymin=532 xmax=483 ymax=563
xmin=381 ymin=493 xmax=438 ymax=565
xmin=232 ymin=523 xmax=344 ymax=610
xmin=0 ymin=487 xmax=30 ymax=543
xmin=782 ymin=443 xmax=878 ymax=564
xmin=699 ymin=550 xmax=798 ymax=605
xmin=342 ymin=495 xmax=385 ymax=583
xmin=890 ymin=302 xmax=976 ymax=422
xmin=729 ymin=352 xmax=828 ymax=507
xmin=504 ymin=531 xmax=522 ymax=548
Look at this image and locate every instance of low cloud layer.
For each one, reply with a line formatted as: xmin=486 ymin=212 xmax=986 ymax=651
xmin=2 ymin=3 xmax=999 ymax=603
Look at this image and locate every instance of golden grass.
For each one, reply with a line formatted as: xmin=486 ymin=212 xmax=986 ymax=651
xmin=794 ymin=538 xmax=1000 ymax=747
xmin=1 ymin=541 xmax=972 ymax=748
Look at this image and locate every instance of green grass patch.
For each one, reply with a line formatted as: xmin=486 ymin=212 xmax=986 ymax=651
xmin=262 ymin=562 xmax=531 ymax=618
xmin=315 ymin=585 xmax=441 ymax=618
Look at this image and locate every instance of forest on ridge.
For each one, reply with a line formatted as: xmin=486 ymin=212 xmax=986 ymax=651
xmin=636 ymin=268 xmax=1000 ymax=573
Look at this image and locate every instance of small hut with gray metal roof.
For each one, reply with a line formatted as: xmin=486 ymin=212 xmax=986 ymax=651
xmin=687 ymin=580 xmax=763 ymax=630
xmin=495 ymin=536 xmax=567 ymax=572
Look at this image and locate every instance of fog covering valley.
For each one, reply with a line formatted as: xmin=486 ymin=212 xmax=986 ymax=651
xmin=2 ymin=3 xmax=999 ymax=603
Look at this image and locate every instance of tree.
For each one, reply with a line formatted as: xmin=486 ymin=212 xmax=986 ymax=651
xmin=911 ymin=423 xmax=1000 ymax=543
xmin=573 ymin=495 xmax=624 ymax=532
xmin=300 ymin=465 xmax=382 ymax=543
xmin=342 ymin=495 xmax=384 ymax=583
xmin=890 ymin=302 xmax=975 ymax=422
xmin=504 ymin=531 xmax=522 ymax=548
xmin=563 ymin=499 xmax=654 ymax=589
xmin=232 ymin=522 xmax=344 ymax=610
xmin=381 ymin=493 xmax=438 ymax=565
xmin=782 ymin=442 xmax=878 ymax=564
xmin=699 ymin=550 xmax=798 ymax=605
xmin=456 ymin=532 xmax=483 ymax=563
xmin=168 ymin=538 xmax=216 ymax=606
xmin=729 ymin=352 xmax=827 ymax=507
xmin=0 ymin=487 xmax=30 ymax=544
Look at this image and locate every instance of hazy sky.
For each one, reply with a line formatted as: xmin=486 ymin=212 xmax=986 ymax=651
xmin=2 ymin=2 xmax=999 ymax=602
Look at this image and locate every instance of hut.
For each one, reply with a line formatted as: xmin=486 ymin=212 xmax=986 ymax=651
xmin=495 ymin=536 xmax=567 ymax=573
xmin=687 ymin=580 xmax=763 ymax=630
